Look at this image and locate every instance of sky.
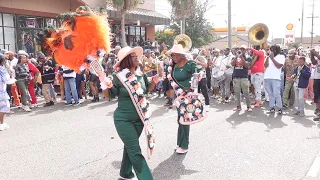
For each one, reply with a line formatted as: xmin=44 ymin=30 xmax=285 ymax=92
xmin=155 ymin=0 xmax=319 ymax=39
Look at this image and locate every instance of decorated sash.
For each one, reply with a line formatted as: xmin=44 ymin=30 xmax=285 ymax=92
xmin=167 ymin=61 xmax=208 ymax=125
xmin=116 ymin=68 xmax=155 ymax=159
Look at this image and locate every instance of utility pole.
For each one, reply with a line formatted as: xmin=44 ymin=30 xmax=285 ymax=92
xmin=311 ymin=0 xmax=315 ymax=47
xmin=307 ymin=0 xmax=319 ymax=47
xmin=228 ymin=0 xmax=232 ymax=48
xmin=301 ymin=0 xmax=304 ymax=44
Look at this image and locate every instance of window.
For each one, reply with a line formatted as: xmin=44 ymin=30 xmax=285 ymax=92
xmin=19 ymin=16 xmax=45 ymax=29
xmin=136 ymin=27 xmax=140 ymax=36
xmin=130 ymin=26 xmax=135 ymax=35
xmin=0 ymin=28 xmax=3 ymax=49
xmin=4 ymin=27 xmax=16 ymax=52
xmin=3 ymin=14 xmax=14 ymax=27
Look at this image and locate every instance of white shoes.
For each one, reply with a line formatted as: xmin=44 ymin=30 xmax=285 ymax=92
xmin=176 ymin=147 xmax=188 ymax=154
xmin=119 ymin=177 xmax=138 ymax=180
xmin=0 ymin=123 xmax=9 ymax=131
xmin=21 ymin=105 xmax=31 ymax=112
xmin=204 ymin=105 xmax=210 ymax=112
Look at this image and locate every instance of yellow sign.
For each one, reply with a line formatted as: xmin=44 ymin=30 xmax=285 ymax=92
xmin=286 ymin=24 xmax=294 ymax=30
xmin=164 ymin=29 xmax=174 ymax=35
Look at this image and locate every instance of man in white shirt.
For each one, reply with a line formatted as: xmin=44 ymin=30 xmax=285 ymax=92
xmin=219 ymin=47 xmax=234 ymax=102
xmin=60 ymin=65 xmax=80 ymax=106
xmin=264 ymin=45 xmax=285 ymax=114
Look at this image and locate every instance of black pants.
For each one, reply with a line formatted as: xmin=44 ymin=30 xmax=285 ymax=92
xmin=206 ymin=67 xmax=211 ymax=90
xmin=6 ymin=84 xmax=12 ymax=103
xmin=198 ymin=78 xmax=210 ymax=105
xmin=314 ymin=79 xmax=320 ymax=103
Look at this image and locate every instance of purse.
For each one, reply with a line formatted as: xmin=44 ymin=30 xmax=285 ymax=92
xmin=172 ymin=66 xmax=208 ymax=125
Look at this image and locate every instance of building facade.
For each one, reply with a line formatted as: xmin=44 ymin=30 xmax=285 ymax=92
xmin=0 ymin=0 xmax=169 ymax=55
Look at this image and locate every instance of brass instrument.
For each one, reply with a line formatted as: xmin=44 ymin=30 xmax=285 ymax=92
xmin=248 ymin=23 xmax=269 ymax=68
xmin=174 ymin=34 xmax=192 ymax=52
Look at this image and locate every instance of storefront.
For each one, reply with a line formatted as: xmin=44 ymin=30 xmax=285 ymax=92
xmin=0 ymin=0 xmax=169 ymax=54
xmin=0 ymin=12 xmax=60 ymax=56
xmin=110 ymin=24 xmax=147 ymax=47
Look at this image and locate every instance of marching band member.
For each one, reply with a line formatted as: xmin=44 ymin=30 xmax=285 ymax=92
xmin=231 ymin=45 xmax=252 ymax=111
xmin=108 ymin=46 xmax=157 ymax=180
xmin=170 ymin=44 xmax=201 ymax=154
xmin=142 ymin=49 xmax=157 ymax=77
xmin=211 ymin=49 xmax=221 ymax=98
xmin=192 ymin=49 xmax=210 ymax=110
xmin=264 ymin=44 xmax=285 ymax=114
xmin=283 ymin=49 xmax=299 ymax=108
xmin=250 ymin=45 xmax=265 ymax=107
xmin=219 ymin=47 xmax=234 ymax=103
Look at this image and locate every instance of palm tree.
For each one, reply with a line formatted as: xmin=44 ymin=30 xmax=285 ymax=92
xmin=168 ymin=0 xmax=197 ymax=34
xmin=110 ymin=0 xmax=140 ymax=47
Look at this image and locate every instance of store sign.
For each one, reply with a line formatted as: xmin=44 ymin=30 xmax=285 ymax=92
xmin=26 ymin=20 xmax=35 ymax=28
xmin=284 ymin=23 xmax=295 ymax=45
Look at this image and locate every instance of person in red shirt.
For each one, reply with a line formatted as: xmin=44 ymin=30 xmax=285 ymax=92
xmin=250 ymin=45 xmax=265 ymax=107
xmin=27 ymin=58 xmax=40 ymax=107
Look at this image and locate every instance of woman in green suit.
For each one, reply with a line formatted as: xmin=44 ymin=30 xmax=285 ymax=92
xmin=108 ymin=46 xmax=157 ymax=180
xmin=169 ymin=44 xmax=202 ymax=154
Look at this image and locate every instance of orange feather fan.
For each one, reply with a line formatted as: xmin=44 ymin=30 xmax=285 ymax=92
xmin=45 ymin=7 xmax=111 ymax=71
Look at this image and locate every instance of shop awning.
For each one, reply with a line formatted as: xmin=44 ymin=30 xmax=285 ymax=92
xmin=106 ymin=5 xmax=170 ymax=25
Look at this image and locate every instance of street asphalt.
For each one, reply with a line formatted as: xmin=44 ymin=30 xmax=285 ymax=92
xmin=1 ymin=95 xmax=320 ymax=180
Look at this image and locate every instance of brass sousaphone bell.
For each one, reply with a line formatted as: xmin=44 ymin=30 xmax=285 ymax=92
xmin=248 ymin=23 xmax=269 ymax=48
xmin=174 ymin=34 xmax=192 ymax=52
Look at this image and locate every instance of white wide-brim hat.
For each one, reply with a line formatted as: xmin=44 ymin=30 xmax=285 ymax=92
xmin=169 ymin=44 xmax=186 ymax=55
xmin=18 ymin=50 xmax=29 ymax=57
xmin=113 ymin=46 xmax=143 ymax=69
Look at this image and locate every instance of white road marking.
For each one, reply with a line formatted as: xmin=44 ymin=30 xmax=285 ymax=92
xmin=306 ymin=150 xmax=320 ymax=177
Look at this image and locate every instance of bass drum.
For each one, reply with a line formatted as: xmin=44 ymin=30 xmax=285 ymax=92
xmin=212 ymin=70 xmax=226 ymax=84
xmin=174 ymin=92 xmax=208 ymax=125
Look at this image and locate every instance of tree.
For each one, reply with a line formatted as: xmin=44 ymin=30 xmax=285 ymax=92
xmin=169 ymin=0 xmax=216 ymax=48
xmin=155 ymin=30 xmax=175 ymax=48
xmin=168 ymin=0 xmax=196 ymax=34
xmin=289 ymin=43 xmax=299 ymax=49
xmin=109 ymin=0 xmax=140 ymax=47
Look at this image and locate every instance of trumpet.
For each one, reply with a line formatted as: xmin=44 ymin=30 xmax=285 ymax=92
xmin=237 ymin=50 xmax=243 ymax=56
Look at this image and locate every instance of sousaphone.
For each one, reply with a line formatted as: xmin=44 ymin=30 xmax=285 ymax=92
xmin=174 ymin=34 xmax=192 ymax=52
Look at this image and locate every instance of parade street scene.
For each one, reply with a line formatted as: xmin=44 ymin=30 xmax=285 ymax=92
xmin=1 ymin=0 xmax=320 ymax=179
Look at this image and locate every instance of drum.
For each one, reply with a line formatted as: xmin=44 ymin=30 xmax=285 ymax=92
xmin=174 ymin=92 xmax=208 ymax=125
xmin=212 ymin=70 xmax=225 ymax=83
xmin=225 ymin=68 xmax=233 ymax=77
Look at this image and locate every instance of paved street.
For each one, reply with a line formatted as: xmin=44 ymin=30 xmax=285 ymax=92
xmin=1 ymin=96 xmax=320 ymax=180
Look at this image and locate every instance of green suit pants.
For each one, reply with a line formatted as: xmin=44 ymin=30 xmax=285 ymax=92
xmin=114 ymin=120 xmax=153 ymax=180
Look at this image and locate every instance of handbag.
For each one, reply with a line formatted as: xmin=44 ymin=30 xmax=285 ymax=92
xmin=172 ymin=66 xmax=208 ymax=125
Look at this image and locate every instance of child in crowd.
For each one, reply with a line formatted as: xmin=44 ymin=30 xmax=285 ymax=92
xmin=292 ymin=56 xmax=311 ymax=116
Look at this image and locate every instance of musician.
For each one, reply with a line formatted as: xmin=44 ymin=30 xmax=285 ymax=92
xmin=142 ymin=49 xmax=157 ymax=77
xmin=170 ymin=44 xmax=201 ymax=154
xmin=231 ymin=45 xmax=252 ymax=111
xmin=192 ymin=49 xmax=210 ymax=110
xmin=283 ymin=49 xmax=299 ymax=108
xmin=218 ymin=47 xmax=234 ymax=103
xmin=264 ymin=44 xmax=285 ymax=114
xmin=250 ymin=45 xmax=265 ymax=107
xmin=108 ymin=46 xmax=156 ymax=180
xmin=211 ymin=49 xmax=220 ymax=98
